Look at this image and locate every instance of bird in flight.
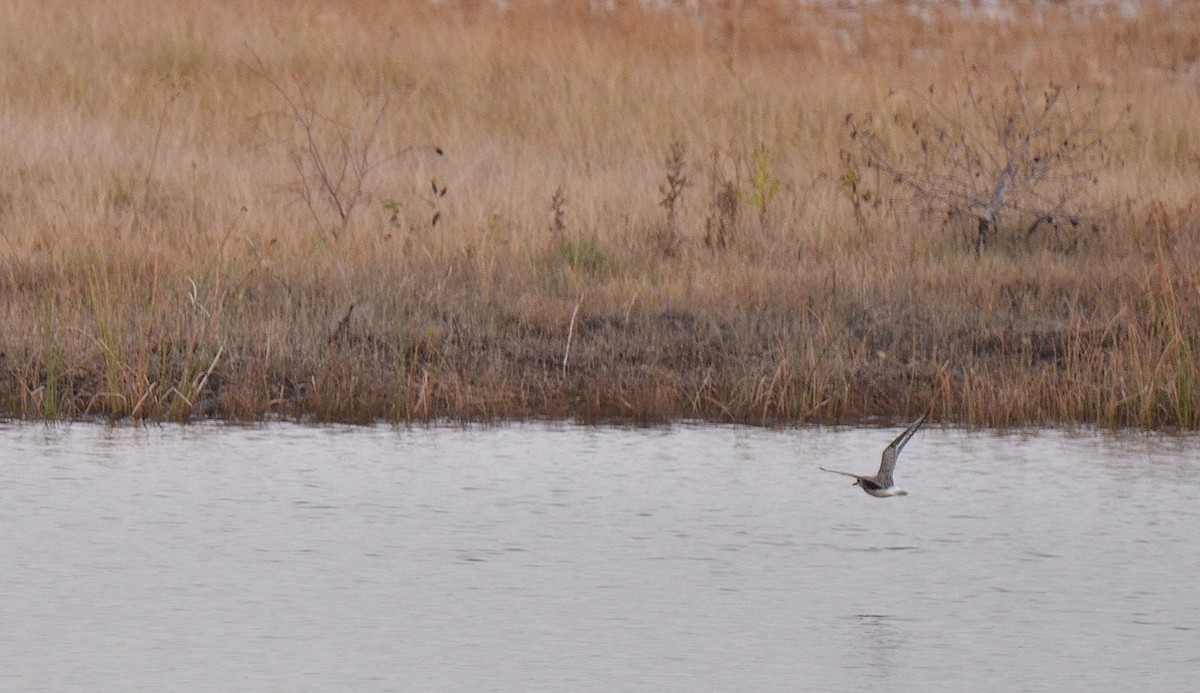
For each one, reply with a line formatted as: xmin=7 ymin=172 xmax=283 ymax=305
xmin=821 ymin=413 xmax=927 ymax=497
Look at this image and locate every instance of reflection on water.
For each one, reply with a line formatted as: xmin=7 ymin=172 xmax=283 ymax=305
xmin=849 ymin=613 xmax=905 ymax=683
xmin=1 ymin=422 xmax=1198 ymax=692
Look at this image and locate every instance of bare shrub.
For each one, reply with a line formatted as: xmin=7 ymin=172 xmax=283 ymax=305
xmin=703 ymin=145 xmax=780 ymax=249
xmin=658 ymin=141 xmax=689 ymax=254
xmin=704 ymin=179 xmax=739 ymax=250
xmin=251 ymin=54 xmax=441 ymax=241
xmin=548 ymin=185 xmax=567 ymax=237
xmin=743 ymin=145 xmax=780 ymax=231
xmin=847 ymin=75 xmax=1119 ymax=253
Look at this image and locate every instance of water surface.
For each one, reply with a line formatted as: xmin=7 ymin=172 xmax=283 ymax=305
xmin=1 ymin=422 xmax=1197 ymax=692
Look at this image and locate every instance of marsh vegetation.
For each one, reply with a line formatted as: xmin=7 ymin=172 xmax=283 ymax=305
xmin=1 ymin=1 xmax=1197 ymax=426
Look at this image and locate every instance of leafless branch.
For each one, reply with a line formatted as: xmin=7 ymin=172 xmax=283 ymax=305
xmin=848 ymin=75 xmax=1118 ymax=253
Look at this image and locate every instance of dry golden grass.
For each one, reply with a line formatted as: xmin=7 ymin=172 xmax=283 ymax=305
xmin=1 ymin=0 xmax=1198 ymax=426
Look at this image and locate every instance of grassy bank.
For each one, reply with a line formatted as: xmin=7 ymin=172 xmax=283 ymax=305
xmin=1 ymin=0 xmax=1198 ymax=427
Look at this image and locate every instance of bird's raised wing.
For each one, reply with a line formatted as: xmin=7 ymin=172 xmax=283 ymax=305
xmin=876 ymin=413 xmax=927 ymax=486
xmin=820 ymin=466 xmax=865 ymax=480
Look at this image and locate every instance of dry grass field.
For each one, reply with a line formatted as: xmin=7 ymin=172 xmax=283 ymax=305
xmin=1 ymin=0 xmax=1198 ymax=426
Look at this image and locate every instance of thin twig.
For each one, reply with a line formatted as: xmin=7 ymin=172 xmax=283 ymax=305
xmin=142 ymin=86 xmax=179 ymax=211
xmin=186 ymin=277 xmax=211 ymax=318
xmin=563 ymin=292 xmax=585 ymax=378
xmin=130 ymin=381 xmax=157 ymax=419
xmin=623 ymin=291 xmax=639 ymax=327
xmin=192 ymin=341 xmax=225 ymax=401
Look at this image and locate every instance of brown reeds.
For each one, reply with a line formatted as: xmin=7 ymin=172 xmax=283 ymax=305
xmin=0 ymin=0 xmax=1198 ymax=428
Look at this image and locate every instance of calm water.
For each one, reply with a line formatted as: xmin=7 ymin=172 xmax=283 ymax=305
xmin=1 ymin=422 xmax=1197 ymax=692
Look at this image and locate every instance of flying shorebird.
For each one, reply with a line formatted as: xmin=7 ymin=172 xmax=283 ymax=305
xmin=820 ymin=413 xmax=927 ymax=497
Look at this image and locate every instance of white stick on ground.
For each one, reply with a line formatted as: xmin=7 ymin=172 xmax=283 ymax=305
xmin=563 ymin=292 xmax=585 ymax=378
